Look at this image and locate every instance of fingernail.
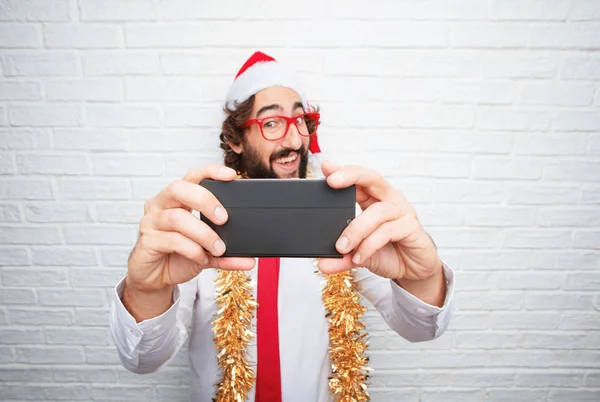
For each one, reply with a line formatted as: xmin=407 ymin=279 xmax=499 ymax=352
xmin=214 ymin=239 xmax=225 ymax=255
xmin=214 ymin=206 xmax=227 ymax=223
xmin=336 ymin=236 xmax=348 ymax=251
xmin=352 ymin=253 xmax=361 ymax=264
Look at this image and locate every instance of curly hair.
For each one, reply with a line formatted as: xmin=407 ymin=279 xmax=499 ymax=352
xmin=219 ymin=96 xmax=320 ymax=174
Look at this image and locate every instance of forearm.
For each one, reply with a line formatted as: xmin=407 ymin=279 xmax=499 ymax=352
xmin=122 ymin=277 xmax=174 ymax=323
xmin=395 ymin=261 xmax=446 ymax=307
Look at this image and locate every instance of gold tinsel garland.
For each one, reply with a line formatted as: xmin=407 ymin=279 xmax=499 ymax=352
xmin=212 ymin=267 xmax=370 ymax=401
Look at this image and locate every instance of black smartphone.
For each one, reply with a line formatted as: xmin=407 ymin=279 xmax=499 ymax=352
xmin=199 ymin=179 xmax=356 ymax=258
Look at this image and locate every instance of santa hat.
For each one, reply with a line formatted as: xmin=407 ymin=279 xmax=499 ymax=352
xmin=225 ymin=51 xmax=323 ymax=176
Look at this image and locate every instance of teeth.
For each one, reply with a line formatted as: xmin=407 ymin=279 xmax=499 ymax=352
xmin=275 ymin=154 xmax=297 ymax=164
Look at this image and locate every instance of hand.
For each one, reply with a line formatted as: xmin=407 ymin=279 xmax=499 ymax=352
xmin=318 ymin=161 xmax=442 ymax=284
xmin=127 ymin=164 xmax=255 ymax=294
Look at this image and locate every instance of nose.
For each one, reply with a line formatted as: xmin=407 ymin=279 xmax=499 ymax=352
xmin=280 ymin=120 xmax=303 ymax=150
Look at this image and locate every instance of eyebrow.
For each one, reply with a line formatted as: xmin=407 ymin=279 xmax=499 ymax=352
xmin=256 ymin=101 xmax=305 ymax=118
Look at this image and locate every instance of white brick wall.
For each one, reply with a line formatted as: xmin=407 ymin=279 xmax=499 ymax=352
xmin=0 ymin=0 xmax=599 ymax=401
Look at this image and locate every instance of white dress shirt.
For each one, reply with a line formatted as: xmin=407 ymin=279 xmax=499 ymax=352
xmin=110 ymin=258 xmax=455 ymax=402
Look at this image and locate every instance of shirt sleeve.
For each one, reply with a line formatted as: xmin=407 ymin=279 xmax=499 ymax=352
xmin=109 ymin=276 xmax=198 ymax=374
xmin=353 ymin=261 xmax=455 ymax=342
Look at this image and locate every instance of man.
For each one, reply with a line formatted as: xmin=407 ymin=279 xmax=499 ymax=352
xmin=110 ymin=51 xmax=455 ymax=402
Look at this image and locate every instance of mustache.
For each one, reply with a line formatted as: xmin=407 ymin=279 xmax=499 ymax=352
xmin=270 ymin=145 xmax=307 ymax=161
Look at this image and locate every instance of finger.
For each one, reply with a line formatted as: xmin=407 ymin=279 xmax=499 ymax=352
xmin=351 ymin=218 xmax=416 ymax=266
xmin=210 ymin=257 xmax=256 ymax=271
xmin=335 ymin=201 xmax=401 ymax=255
xmin=321 ymin=159 xmax=341 ymax=177
xmin=317 ymin=254 xmax=355 ymax=275
xmin=326 ymin=165 xmax=405 ymax=204
xmin=146 ymin=164 xmax=236 ymax=215
xmin=143 ymin=230 xmax=211 ymax=267
xmin=152 ymin=208 xmax=226 ymax=257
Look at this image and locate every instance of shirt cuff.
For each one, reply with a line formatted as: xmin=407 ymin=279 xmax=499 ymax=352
xmin=110 ymin=276 xmax=181 ymax=357
xmin=389 ymin=261 xmax=455 ymax=336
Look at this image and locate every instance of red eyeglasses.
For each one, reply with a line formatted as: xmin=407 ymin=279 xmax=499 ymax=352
xmin=241 ymin=112 xmax=320 ymax=141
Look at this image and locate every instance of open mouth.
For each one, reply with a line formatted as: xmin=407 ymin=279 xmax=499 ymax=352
xmin=272 ymin=151 xmax=299 ymax=171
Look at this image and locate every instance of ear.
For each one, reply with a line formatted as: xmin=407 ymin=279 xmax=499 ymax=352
xmin=228 ymin=140 xmax=243 ymax=154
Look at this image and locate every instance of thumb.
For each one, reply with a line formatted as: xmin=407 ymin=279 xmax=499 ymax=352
xmin=321 ymin=159 xmax=341 ymax=178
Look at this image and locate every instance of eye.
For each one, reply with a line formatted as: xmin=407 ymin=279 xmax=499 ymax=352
xmin=296 ymin=116 xmax=306 ymax=125
xmin=263 ymin=119 xmax=278 ymax=129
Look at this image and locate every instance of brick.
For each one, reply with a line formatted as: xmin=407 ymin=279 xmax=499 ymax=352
xmin=82 ymin=51 xmax=160 ymax=76
xmin=504 ymin=229 xmax=571 ymax=249
xmin=451 ymin=23 xmax=528 ymax=48
xmin=97 ymin=202 xmax=143 ymax=223
xmin=0 ymin=128 xmax=51 ymax=150
xmin=32 ymin=247 xmax=97 ymax=265
xmin=26 ymin=384 xmax=91 ymax=400
xmin=0 ymin=383 xmax=23 ymax=399
xmin=0 ymin=203 xmax=21 ymax=222
xmin=9 ymin=104 xmax=82 ymax=126
xmin=0 ymin=152 xmax=16 ymax=173
xmin=132 ymin=178 xmax=170 ymax=200
xmin=433 ymin=182 xmax=505 ymax=203
xmin=476 ymin=109 xmax=550 ymax=131
xmin=561 ymin=312 xmax=600 ymax=330
xmin=388 ymin=180 xmax=432 ymax=203
xmin=508 ymin=185 xmax=579 ymax=205
xmin=53 ymin=366 xmax=118 ymax=382
xmin=157 ymin=387 xmax=190 ymax=401
xmin=90 ymin=385 xmax=155 ymax=401
xmin=534 ymin=251 xmax=600 ymax=269
xmin=8 ymin=307 xmax=73 ymax=325
xmin=84 ymin=346 xmax=120 ymax=364
xmin=450 ymin=370 xmax=515 ymax=387
xmin=427 ymin=228 xmax=501 ymax=249
xmin=491 ymin=312 xmax=560 ymax=329
xmin=466 ymin=206 xmax=537 ymax=227
xmin=482 ymin=54 xmax=556 ymax=78
xmin=556 ymin=109 xmax=600 ymax=132
xmin=70 ymin=268 xmax=126 ymax=287
xmin=583 ymin=186 xmax=600 ymax=203
xmin=521 ymin=332 xmax=600 ymax=349
xmin=565 ymin=272 xmax=600 ymax=290
xmin=44 ymin=23 xmax=123 ymax=48
xmin=118 ymin=367 xmax=182 ymax=385
xmin=0 ymin=345 xmax=15 ymax=362
xmin=0 ymin=0 xmax=70 ymax=22
xmin=164 ymin=106 xmax=221 ymax=127
xmin=485 ymin=351 xmax=551 ymax=368
xmin=415 ymin=205 xmax=465 ymax=226
xmin=461 ymin=250 xmax=534 ymax=271
xmin=46 ymin=327 xmax=110 ymax=345
xmin=585 ymin=372 xmax=600 ymax=386
xmin=124 ymin=77 xmax=204 ymax=102
xmin=131 ymin=129 xmax=218 ymax=151
xmin=57 ymin=177 xmax=131 ymax=200
xmin=92 ymin=155 xmax=164 ymax=176
xmin=368 ymin=350 xmax=422 ymax=369
xmin=530 ymin=23 xmax=600 ymax=49
xmin=490 ymin=0 xmax=569 ymax=20
xmin=165 ymin=154 xmax=223 ymax=177
xmin=440 ymin=82 xmax=516 ymax=105
xmin=545 ymin=160 xmax=600 ymax=182
xmin=538 ymin=208 xmax=600 ymax=227
xmin=457 ymin=272 xmax=498 ymax=290
xmin=0 ymin=105 xmax=6 ymax=126
xmin=16 ymin=345 xmax=84 ymax=363
xmin=86 ymin=105 xmax=161 ymax=127
xmin=454 ymin=332 xmax=520 ymax=349
xmin=514 ymin=133 xmax=587 ymax=155
xmin=63 ymin=225 xmax=135 ymax=245
xmin=1 ymin=267 xmax=68 ymax=286
xmin=0 ymin=366 xmax=53 ymax=382
xmin=0 ymin=80 xmax=41 ymax=101
xmin=0 ymin=328 xmax=44 ymax=344
xmin=0 ymin=225 xmax=61 ymax=244
xmin=515 ymin=370 xmax=583 ymax=387
xmin=552 ymin=351 xmax=600 ymax=368
xmin=421 ymin=390 xmax=484 ymax=402
xmin=571 ymin=0 xmax=600 ymax=20
xmin=100 ymin=247 xmax=130 ymax=267
xmin=456 ymin=291 xmax=523 ymax=310
xmin=25 ymin=202 xmax=91 ymax=223
xmin=0 ymin=288 xmax=36 ymax=304
xmin=396 ymin=106 xmax=475 ymax=129
xmin=498 ymin=272 xmax=564 ymax=290
xmin=525 ymin=292 xmax=596 ymax=310
xmin=80 ymin=0 xmax=158 ymax=21
xmin=472 ymin=157 xmax=543 ymax=180
xmin=45 ymin=78 xmax=122 ymax=101
xmin=74 ymin=308 xmax=109 ymax=325
xmin=54 ymin=128 xmax=130 ymax=150
xmin=38 ymin=289 xmax=105 ymax=307
xmin=563 ymin=57 xmax=600 ymax=79
xmin=590 ymin=135 xmax=600 ymax=155
xmin=0 ymin=247 xmax=30 ymax=265
xmin=17 ymin=153 xmax=89 ymax=175
xmin=549 ymin=390 xmax=600 ymax=401
xmin=450 ymin=312 xmax=490 ymax=330
xmin=2 ymin=51 xmax=78 ymax=76
xmin=523 ymin=82 xmax=595 ymax=106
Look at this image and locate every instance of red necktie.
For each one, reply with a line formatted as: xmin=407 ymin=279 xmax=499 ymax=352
xmin=256 ymin=257 xmax=282 ymax=402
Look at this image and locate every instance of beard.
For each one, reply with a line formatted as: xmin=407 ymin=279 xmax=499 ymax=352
xmin=238 ymin=138 xmax=308 ymax=179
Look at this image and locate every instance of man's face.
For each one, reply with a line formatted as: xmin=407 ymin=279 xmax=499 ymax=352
xmin=234 ymin=86 xmax=311 ymax=179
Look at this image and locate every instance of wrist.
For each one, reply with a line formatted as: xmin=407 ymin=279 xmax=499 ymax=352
xmin=123 ymin=277 xmax=174 ymax=323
